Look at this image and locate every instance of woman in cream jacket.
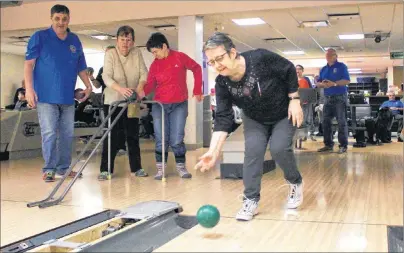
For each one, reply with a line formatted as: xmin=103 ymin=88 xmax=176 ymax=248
xmin=98 ymin=26 xmax=148 ymax=180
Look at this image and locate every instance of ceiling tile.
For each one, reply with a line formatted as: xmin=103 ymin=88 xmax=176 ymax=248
xmin=360 ymin=4 xmax=395 ymax=34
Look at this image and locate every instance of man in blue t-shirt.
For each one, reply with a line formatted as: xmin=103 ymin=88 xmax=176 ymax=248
xmin=315 ymin=49 xmax=350 ymax=154
xmin=24 ymin=4 xmax=93 ymax=182
xmin=380 ymin=92 xmax=403 ymax=142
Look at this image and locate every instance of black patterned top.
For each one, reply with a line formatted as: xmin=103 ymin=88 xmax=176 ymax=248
xmin=213 ymin=48 xmax=298 ymax=133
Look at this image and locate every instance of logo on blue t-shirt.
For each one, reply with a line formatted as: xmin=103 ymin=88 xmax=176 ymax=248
xmin=70 ymin=45 xmax=76 ymax=53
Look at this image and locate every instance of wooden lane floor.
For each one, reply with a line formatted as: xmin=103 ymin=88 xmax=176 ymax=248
xmin=1 ymin=139 xmax=403 ymax=250
xmin=155 ymin=217 xmax=388 ymax=252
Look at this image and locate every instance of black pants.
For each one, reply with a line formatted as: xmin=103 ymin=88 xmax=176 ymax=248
xmin=100 ymin=105 xmax=141 ymax=173
xmin=141 ymin=115 xmax=154 ymax=136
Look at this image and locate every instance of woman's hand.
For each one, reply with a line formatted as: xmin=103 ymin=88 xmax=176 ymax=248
xmin=194 ymin=94 xmax=203 ymax=102
xmin=118 ymin=87 xmax=134 ymax=98
xmin=288 ymin=99 xmax=303 ymax=127
xmin=136 ymin=86 xmax=145 ymax=100
xmin=194 ymin=150 xmax=219 ymax=172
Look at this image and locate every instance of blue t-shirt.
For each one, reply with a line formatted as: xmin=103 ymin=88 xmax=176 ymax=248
xmin=25 ymin=27 xmax=87 ymax=105
xmin=318 ymin=61 xmax=350 ymax=96
xmin=380 ymin=100 xmax=404 ymax=115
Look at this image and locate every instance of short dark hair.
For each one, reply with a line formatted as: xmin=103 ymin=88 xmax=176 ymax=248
xmin=86 ymin=67 xmax=94 ymax=75
xmin=18 ymin=90 xmax=25 ymax=96
xmin=203 ymin=32 xmax=236 ymax=53
xmin=146 ymin=32 xmax=170 ymax=52
xmin=116 ymin=26 xmax=135 ymax=41
xmin=296 ymin=64 xmax=304 ymax=70
xmin=51 ymin=4 xmax=70 ymax=16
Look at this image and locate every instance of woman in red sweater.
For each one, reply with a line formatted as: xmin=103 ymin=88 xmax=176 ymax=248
xmin=138 ymin=32 xmax=203 ymax=180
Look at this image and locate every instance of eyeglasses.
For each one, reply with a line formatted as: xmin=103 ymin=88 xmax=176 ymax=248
xmin=207 ymin=52 xmax=227 ymax=66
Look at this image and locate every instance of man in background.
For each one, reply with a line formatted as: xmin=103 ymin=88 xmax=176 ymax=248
xmin=316 ymin=49 xmax=350 ymax=154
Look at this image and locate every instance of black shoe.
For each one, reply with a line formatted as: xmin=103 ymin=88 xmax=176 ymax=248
xmin=318 ymin=146 xmax=333 ymax=152
xmin=338 ymin=146 xmax=347 ymax=154
xmin=398 ymin=138 xmax=403 ymax=142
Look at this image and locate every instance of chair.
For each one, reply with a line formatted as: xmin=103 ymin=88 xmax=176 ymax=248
xmin=349 ymin=105 xmax=372 ymax=147
xmin=295 ymin=88 xmax=318 ymax=149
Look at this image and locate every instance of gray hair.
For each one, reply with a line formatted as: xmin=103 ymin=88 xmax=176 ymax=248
xmin=203 ymin=32 xmax=236 ymax=52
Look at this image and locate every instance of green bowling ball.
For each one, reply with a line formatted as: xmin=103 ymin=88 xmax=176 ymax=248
xmin=196 ymin=205 xmax=220 ymax=228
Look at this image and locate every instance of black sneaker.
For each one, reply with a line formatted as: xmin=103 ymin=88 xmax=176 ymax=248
xmin=338 ymin=146 xmax=347 ymax=154
xmin=318 ymin=146 xmax=333 ymax=152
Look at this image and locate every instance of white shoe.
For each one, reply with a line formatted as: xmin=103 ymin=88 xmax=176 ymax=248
xmin=236 ymin=198 xmax=259 ymax=221
xmin=286 ymin=181 xmax=303 ymax=209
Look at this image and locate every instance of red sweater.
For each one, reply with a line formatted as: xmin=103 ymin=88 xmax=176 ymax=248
xmin=144 ymin=50 xmax=202 ymax=104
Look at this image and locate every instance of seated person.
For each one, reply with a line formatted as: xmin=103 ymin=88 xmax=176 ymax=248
xmin=74 ymin=88 xmax=97 ymax=125
xmin=13 ymin=90 xmax=29 ymax=111
xmin=388 ymin=85 xmax=401 ymax=95
xmin=139 ymin=100 xmax=154 ymax=139
xmin=5 ymin=80 xmax=26 ymax=110
xmin=380 ymin=92 xmax=403 ymax=142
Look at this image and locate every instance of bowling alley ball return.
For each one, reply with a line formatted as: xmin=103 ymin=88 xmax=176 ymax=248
xmin=1 ymin=201 xmax=200 ymax=253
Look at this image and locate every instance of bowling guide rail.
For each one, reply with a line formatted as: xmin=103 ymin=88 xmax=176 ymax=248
xmin=1 ymin=201 xmax=200 ymax=253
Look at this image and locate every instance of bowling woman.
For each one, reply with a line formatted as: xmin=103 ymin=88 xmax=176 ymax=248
xmin=195 ymin=32 xmax=304 ymax=221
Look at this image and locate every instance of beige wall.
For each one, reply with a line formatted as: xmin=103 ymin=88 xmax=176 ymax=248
xmin=1 ymin=53 xmax=25 ymax=107
xmin=393 ymin=66 xmax=403 ymax=88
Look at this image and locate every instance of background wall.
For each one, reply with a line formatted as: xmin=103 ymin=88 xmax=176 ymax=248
xmin=1 ymin=53 xmax=25 ymax=107
xmin=393 ymin=66 xmax=403 ymax=88
xmin=75 ymin=47 xmax=156 ymax=92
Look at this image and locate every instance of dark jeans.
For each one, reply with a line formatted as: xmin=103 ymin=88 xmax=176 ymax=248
xmin=323 ymin=94 xmax=348 ymax=148
xmin=243 ymin=115 xmax=303 ymax=201
xmin=100 ymin=105 xmax=141 ymax=173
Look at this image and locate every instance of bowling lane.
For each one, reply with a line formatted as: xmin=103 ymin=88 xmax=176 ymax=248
xmin=155 ymin=217 xmax=388 ymax=252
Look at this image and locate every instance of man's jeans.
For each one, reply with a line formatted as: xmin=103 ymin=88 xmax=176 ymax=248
xmin=323 ymin=94 xmax=348 ymax=148
xmin=37 ymin=102 xmax=75 ymax=174
xmin=151 ymin=101 xmax=188 ymax=164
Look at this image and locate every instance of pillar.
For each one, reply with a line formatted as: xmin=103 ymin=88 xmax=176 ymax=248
xmin=387 ymin=66 xmax=394 ymax=87
xmin=178 ymin=15 xmax=204 ymax=149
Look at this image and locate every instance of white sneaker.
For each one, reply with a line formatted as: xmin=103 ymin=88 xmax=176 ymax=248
xmin=286 ymin=181 xmax=303 ymax=209
xmin=236 ymin=198 xmax=259 ymax=221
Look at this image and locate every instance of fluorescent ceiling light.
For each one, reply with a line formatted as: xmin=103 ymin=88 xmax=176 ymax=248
xmin=232 ymin=18 xmax=265 ymax=26
xmin=349 ymin=71 xmax=362 ymax=74
xmin=338 ymin=34 xmax=364 ymax=40
xmin=76 ymin=29 xmax=104 ymax=35
xmin=324 ymin=46 xmax=344 ymax=51
xmin=283 ymin=50 xmax=305 ymax=55
xmin=292 ymin=59 xmax=327 ymax=68
xmin=348 ymin=68 xmax=361 ymax=72
xmin=300 ymin=20 xmax=329 ymax=28
xmin=10 ymin=41 xmax=28 ymax=46
xmin=91 ymin=35 xmax=112 ymax=40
